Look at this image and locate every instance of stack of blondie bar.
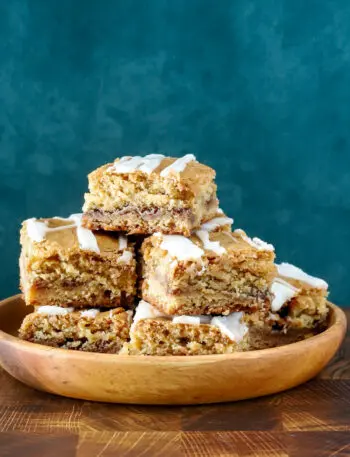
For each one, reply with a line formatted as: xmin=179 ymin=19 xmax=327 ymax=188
xmin=19 ymin=154 xmax=329 ymax=355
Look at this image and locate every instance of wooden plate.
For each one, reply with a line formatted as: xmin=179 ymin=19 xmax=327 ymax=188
xmin=0 ymin=295 xmax=346 ymax=405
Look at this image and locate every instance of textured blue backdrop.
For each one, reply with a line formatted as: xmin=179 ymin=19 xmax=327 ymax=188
xmin=0 ymin=0 xmax=349 ymax=304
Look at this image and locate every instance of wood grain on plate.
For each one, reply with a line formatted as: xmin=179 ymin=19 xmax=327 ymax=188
xmin=0 ymin=296 xmax=348 ymax=456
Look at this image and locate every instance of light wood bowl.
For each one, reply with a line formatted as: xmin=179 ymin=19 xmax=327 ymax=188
xmin=0 ymin=295 xmax=346 ymax=405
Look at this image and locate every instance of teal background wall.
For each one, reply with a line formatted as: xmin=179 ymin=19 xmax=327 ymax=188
xmin=0 ymin=0 xmax=349 ymax=304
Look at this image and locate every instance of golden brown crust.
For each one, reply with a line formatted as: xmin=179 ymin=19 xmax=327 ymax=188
xmin=123 ymin=306 xmax=324 ymax=355
xmin=140 ymin=231 xmax=276 ymax=315
xmin=285 ymin=295 xmax=329 ymax=329
xmin=21 ymin=284 xmax=135 ymax=309
xmin=125 ymin=318 xmax=248 ymax=356
xmin=19 ymin=308 xmax=131 ymax=353
xmin=20 ymin=219 xmax=137 ymax=308
xmin=86 ymin=157 xmax=216 ymax=200
xmin=141 ymin=230 xmax=276 ymax=274
xmin=141 ymin=287 xmax=270 ymax=316
xmin=271 ymin=274 xmax=329 ymax=330
xmin=82 ymin=156 xmax=219 ymax=235
xmin=20 ymin=219 xmax=128 ymax=260
xmin=278 ymin=273 xmax=329 ymax=296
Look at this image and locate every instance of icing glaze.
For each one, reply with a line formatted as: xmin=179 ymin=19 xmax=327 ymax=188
xmin=160 ymin=154 xmax=196 ymax=177
xmin=37 ymin=306 xmax=74 ymax=315
xmin=235 ymin=229 xmax=274 ymax=251
xmin=277 ymin=262 xmax=328 ymax=289
xmin=26 ymin=215 xmax=99 ymax=253
xmin=118 ymin=235 xmax=128 ymax=251
xmin=80 ymin=309 xmax=100 ymax=318
xmin=133 ymin=301 xmax=247 ymax=343
xmin=133 ymin=300 xmax=166 ymax=326
xmin=159 ymin=234 xmax=204 ymax=260
xmin=172 ymin=315 xmax=212 ymax=325
xmin=172 ymin=316 xmax=201 ymax=325
xmin=118 ymin=250 xmax=133 ymax=263
xmin=196 ymin=230 xmax=226 ymax=255
xmin=69 ymin=214 xmax=100 ymax=253
xmin=270 ymin=278 xmax=299 ymax=312
xmin=26 ymin=218 xmax=76 ymax=243
xmin=200 ymin=216 xmax=233 ymax=232
xmin=26 ymin=218 xmax=50 ymax=242
xmin=211 ymin=312 xmax=248 ymax=343
xmin=109 ymin=154 xmax=164 ymax=174
xmin=138 ymin=154 xmax=165 ymax=174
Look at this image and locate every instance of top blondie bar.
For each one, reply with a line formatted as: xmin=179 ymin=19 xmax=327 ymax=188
xmin=82 ymin=154 xmax=219 ymax=236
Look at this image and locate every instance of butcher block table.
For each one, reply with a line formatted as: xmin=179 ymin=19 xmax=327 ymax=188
xmin=0 ymin=310 xmax=349 ymax=457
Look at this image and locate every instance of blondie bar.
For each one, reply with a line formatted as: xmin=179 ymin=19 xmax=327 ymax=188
xmin=19 ymin=306 xmax=132 ymax=353
xmin=82 ymin=154 xmax=219 ymax=236
xmin=268 ymin=262 xmax=329 ymax=330
xmin=124 ymin=300 xmax=250 ymax=355
xmin=140 ymin=228 xmax=276 ymax=315
xmin=124 ymin=300 xmax=309 ymax=355
xmin=20 ymin=214 xmax=136 ymax=308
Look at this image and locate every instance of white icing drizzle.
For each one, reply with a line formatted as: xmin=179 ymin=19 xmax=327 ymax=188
xmin=160 ymin=154 xmax=196 ymax=177
xmin=26 ymin=218 xmax=50 ymax=242
xmin=26 ymin=218 xmax=76 ymax=242
xmin=193 ymin=215 xmax=234 ymax=256
xmin=138 ymin=154 xmax=165 ymax=173
xmin=118 ymin=250 xmax=133 ymax=263
xmin=211 ymin=312 xmax=248 ymax=343
xmin=36 ymin=306 xmax=74 ymax=315
xmin=169 ymin=259 xmax=178 ymax=270
xmin=118 ymin=235 xmax=128 ymax=251
xmin=270 ymin=278 xmax=299 ymax=312
xmin=80 ymin=309 xmax=100 ymax=318
xmin=159 ymin=234 xmax=204 ymax=260
xmin=234 ymin=229 xmax=274 ymax=251
xmin=195 ymin=230 xmax=226 ymax=255
xmin=172 ymin=316 xmax=201 ymax=325
xmin=115 ymin=235 xmax=131 ymax=263
xmin=132 ymin=300 xmax=166 ymax=330
xmin=132 ymin=301 xmax=247 ymax=343
xmin=26 ymin=215 xmax=99 ymax=254
xmin=200 ymin=216 xmax=233 ymax=232
xmin=109 ymin=154 xmax=165 ymax=174
xmin=113 ymin=156 xmax=143 ymax=172
xmin=217 ymin=208 xmax=224 ymax=214
xmin=277 ymin=262 xmax=328 ymax=289
xmin=172 ymin=316 xmax=212 ymax=325
xmin=69 ymin=214 xmax=100 ymax=253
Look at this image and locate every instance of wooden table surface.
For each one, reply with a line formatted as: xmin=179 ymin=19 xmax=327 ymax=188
xmin=0 ymin=311 xmax=349 ymax=457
